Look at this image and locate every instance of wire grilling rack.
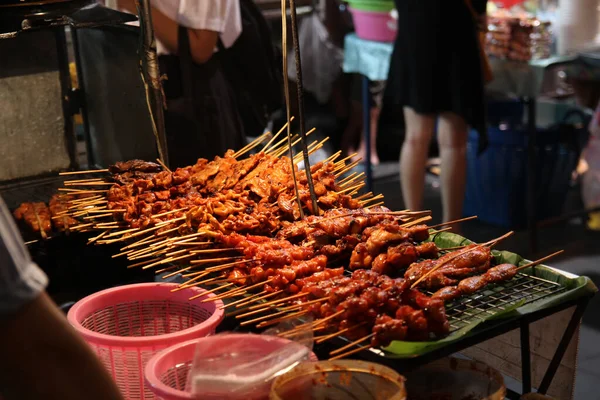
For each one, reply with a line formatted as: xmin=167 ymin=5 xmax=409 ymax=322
xmin=440 ymin=272 xmax=566 ymax=332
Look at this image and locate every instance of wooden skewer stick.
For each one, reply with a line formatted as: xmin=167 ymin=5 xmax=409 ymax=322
xmin=265 ymin=132 xmax=299 ymax=156
xmin=339 ymin=172 xmax=366 ymax=189
xmin=83 ymin=213 xmax=113 ymax=220
xmin=69 ymin=223 xmax=94 ymax=230
xmin=428 ymin=216 xmax=478 ymax=230
xmin=334 ymin=160 xmax=360 ymax=177
xmin=190 ymin=256 xmax=244 ymax=265
xmin=87 ymin=230 xmax=111 ymax=245
xmin=261 ymin=118 xmax=295 ymax=153
xmin=337 ymin=171 xmax=358 ymax=186
xmin=220 ymin=292 xmax=264 ymax=310
xmin=201 ymin=287 xmax=247 ymax=303
xmin=64 ymin=182 xmax=115 ymax=186
xmin=365 ymin=201 xmax=385 ymax=209
xmin=59 ymin=169 xmax=109 ymax=175
xmin=329 ymin=333 xmax=376 ymax=356
xmin=254 ymin=310 xmax=311 ymax=328
xmin=187 ymin=260 xmax=249 ymax=276
xmin=127 ymin=257 xmax=161 ymax=269
xmin=256 ymin=310 xmax=312 ymax=329
xmin=280 ymin=310 xmax=344 ymax=338
xmin=247 ymin=292 xmax=307 ymax=310
xmin=240 ymin=308 xmax=300 ymax=326
xmin=333 ymin=153 xmax=358 ymax=170
xmin=188 ymin=283 xmax=235 ymax=300
xmin=323 ymin=150 xmax=342 ymax=165
xmin=190 ymin=248 xmax=241 ymax=255
xmin=201 ymin=279 xmax=272 ymax=303
xmin=400 ymin=216 xmax=432 ymax=228
xmin=234 ymin=129 xmax=274 ymax=158
xmin=58 ymin=188 xmax=109 ymax=194
xmin=63 ymin=177 xmax=103 ymax=184
xmin=102 ymin=227 xmax=141 ymax=239
xmin=315 ymin=323 xmax=368 ymax=344
xmin=156 ymin=158 xmax=172 ymax=173
xmin=516 ymin=250 xmax=564 ymax=272
xmin=411 ymin=231 xmax=515 ymax=289
xmin=333 ymin=182 xmax=365 ymax=196
xmin=354 ymin=191 xmax=373 ymax=201
xmin=234 ymin=290 xmax=282 ymax=309
xmin=359 ymin=194 xmax=384 ymax=205
xmin=428 ymin=227 xmax=454 ymax=235
xmin=329 ymin=344 xmax=373 ymax=361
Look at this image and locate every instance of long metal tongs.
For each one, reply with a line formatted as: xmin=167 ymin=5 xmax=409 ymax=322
xmin=136 ymin=0 xmax=169 ymax=167
xmin=282 ymin=0 xmax=320 ymax=217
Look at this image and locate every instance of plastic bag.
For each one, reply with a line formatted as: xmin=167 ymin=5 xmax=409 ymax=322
xmin=188 ymin=332 xmax=313 ymax=400
xmin=287 ymin=14 xmax=344 ymax=104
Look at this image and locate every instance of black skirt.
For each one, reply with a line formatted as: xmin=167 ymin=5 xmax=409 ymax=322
xmin=384 ymin=0 xmax=486 ymax=140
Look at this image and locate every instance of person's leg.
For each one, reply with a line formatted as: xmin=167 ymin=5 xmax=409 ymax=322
xmin=437 ymin=112 xmax=469 ymax=223
xmin=400 ymin=107 xmax=436 ymax=211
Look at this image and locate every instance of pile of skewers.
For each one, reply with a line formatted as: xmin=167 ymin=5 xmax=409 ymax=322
xmin=10 ymin=124 xmax=564 ymax=360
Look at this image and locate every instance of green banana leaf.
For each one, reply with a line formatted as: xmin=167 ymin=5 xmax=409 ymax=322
xmin=382 ymin=232 xmax=597 ymax=358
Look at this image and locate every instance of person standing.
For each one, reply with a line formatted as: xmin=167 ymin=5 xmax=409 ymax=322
xmin=384 ymin=0 xmax=488 ymax=223
xmin=117 ymin=0 xmax=246 ymax=167
xmin=0 ymin=197 xmax=123 ymax=400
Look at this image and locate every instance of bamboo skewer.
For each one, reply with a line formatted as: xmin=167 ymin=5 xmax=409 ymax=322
xmin=233 ymin=290 xmax=282 ymax=309
xmin=255 ymin=310 xmax=310 ymax=328
xmin=329 ymin=344 xmax=372 ymax=361
xmin=428 ymin=216 xmax=478 ymax=230
xmin=189 ymin=283 xmax=235 ymax=300
xmin=329 ymin=333 xmax=375 ymax=356
xmin=59 ymin=169 xmax=109 ymax=175
xmin=516 ymin=250 xmax=564 ymax=272
xmin=156 ymin=158 xmax=172 ymax=173
xmin=87 ymin=230 xmax=111 ymax=245
xmin=220 ymin=292 xmax=264 ymax=310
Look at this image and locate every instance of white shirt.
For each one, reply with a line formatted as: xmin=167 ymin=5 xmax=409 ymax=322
xmin=152 ymin=0 xmax=242 ymax=54
xmin=0 ymin=198 xmax=48 ymax=316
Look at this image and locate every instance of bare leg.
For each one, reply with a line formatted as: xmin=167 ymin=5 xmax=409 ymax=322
xmin=438 ymin=112 xmax=469 ymax=223
xmin=400 ymin=107 xmax=435 ymax=211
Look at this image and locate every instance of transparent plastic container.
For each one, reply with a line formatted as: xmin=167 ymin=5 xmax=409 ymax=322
xmin=145 ymin=334 xmax=318 ymax=400
xmin=67 ymin=283 xmax=224 ymax=400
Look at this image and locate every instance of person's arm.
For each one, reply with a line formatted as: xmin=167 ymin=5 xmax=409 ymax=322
xmin=118 ymin=0 xmax=218 ymax=64
xmin=0 ymin=293 xmax=124 ymax=400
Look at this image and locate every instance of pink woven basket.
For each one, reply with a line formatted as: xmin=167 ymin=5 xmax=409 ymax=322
xmin=145 ymin=334 xmax=318 ymax=400
xmin=67 ymin=283 xmax=224 ymax=400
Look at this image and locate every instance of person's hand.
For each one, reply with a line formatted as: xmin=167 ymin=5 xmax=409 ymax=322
xmin=116 ymin=0 xmax=137 ymax=14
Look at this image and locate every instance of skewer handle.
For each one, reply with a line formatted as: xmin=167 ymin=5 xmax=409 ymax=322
xmin=516 ymin=250 xmax=564 ymax=271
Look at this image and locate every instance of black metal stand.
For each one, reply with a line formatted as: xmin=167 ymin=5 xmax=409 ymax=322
xmin=334 ymin=295 xmax=591 ymax=398
xmin=362 ymin=76 xmax=373 ymax=193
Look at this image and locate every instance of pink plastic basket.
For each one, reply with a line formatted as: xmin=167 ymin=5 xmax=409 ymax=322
xmin=145 ymin=334 xmax=318 ymax=400
xmin=350 ymin=8 xmax=397 ymax=42
xmin=67 ymin=283 xmax=224 ymax=400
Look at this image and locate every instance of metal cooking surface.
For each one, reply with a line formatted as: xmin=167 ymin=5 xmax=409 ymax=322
xmin=440 ymin=272 xmax=566 ymax=332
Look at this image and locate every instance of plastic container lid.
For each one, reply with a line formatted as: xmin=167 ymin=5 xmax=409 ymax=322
xmin=269 ymin=360 xmax=406 ymax=400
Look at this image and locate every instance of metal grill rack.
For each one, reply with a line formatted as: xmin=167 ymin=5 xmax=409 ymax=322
xmin=442 ymin=272 xmax=566 ymax=332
